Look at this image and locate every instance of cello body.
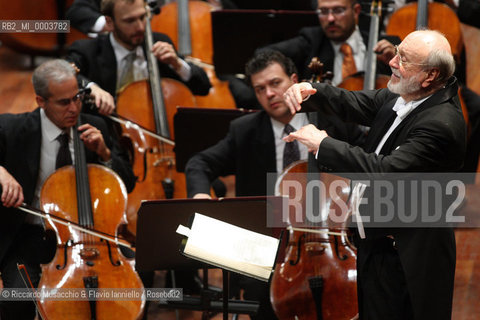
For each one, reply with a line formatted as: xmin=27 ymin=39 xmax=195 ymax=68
xmin=151 ymin=0 xmax=237 ymax=108
xmin=116 ymin=79 xmax=196 ymax=235
xmin=38 ymin=164 xmax=144 ymax=319
xmin=270 ymin=161 xmax=358 ymax=320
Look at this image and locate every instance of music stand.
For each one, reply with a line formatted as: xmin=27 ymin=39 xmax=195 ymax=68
xmin=135 ymin=196 xmax=285 ymax=318
xmin=173 ymin=107 xmax=256 ymax=172
xmin=212 ymin=9 xmax=319 ymax=75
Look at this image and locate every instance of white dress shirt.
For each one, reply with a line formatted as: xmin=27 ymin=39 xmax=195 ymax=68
xmin=271 ymin=113 xmax=309 ymax=173
xmin=109 ymin=33 xmax=192 ymax=84
xmin=27 ymin=109 xmax=74 ymax=224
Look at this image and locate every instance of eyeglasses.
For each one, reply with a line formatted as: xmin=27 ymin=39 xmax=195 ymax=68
xmin=316 ymin=6 xmax=348 ymax=17
xmin=44 ymin=91 xmax=85 ymax=107
xmin=394 ymin=45 xmax=428 ymax=68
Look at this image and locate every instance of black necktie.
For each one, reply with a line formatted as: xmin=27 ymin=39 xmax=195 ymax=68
xmin=56 ymin=132 xmax=72 ymax=169
xmin=283 ymin=124 xmax=300 ymax=169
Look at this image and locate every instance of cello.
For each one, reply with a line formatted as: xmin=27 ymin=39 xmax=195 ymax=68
xmin=151 ymin=0 xmax=237 ymax=108
xmin=270 ymin=160 xmax=358 ymax=320
xmin=116 ymin=1 xmax=197 ymax=236
xmin=36 ymin=120 xmax=144 ymax=319
xmin=270 ymin=59 xmax=358 ymax=320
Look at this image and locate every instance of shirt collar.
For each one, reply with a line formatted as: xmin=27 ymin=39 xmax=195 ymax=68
xmin=270 ymin=113 xmax=309 ymax=139
xmin=392 ymin=95 xmax=431 ymax=120
xmin=40 ymin=108 xmax=72 ymax=142
xmin=331 ymin=26 xmax=364 ymax=56
xmin=109 ymin=33 xmax=143 ymax=62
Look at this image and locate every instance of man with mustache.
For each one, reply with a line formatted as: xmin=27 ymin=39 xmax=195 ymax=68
xmin=260 ymin=0 xmax=397 ymax=86
xmin=283 ymin=30 xmax=465 ymax=320
xmin=67 ymin=0 xmax=211 ymax=115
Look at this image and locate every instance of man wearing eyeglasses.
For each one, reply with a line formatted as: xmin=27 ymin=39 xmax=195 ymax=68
xmin=259 ymin=0 xmax=398 ymax=86
xmin=0 ymin=59 xmax=135 ymax=320
xmin=282 ymin=30 xmax=465 ymax=320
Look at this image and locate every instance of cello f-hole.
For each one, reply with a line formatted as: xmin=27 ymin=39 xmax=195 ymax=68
xmin=106 ymin=239 xmax=121 ymax=266
xmin=334 ymin=236 xmax=348 ymax=261
xmin=289 ymin=233 xmax=306 ymax=266
xmin=56 ymin=240 xmax=71 ymax=270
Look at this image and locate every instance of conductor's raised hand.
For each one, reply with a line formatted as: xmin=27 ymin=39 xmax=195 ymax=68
xmin=283 ymin=82 xmax=317 ymax=115
xmin=283 ymin=124 xmax=328 ymax=154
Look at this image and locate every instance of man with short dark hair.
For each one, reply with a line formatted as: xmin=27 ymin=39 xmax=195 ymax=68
xmin=186 ymin=50 xmax=364 ymax=319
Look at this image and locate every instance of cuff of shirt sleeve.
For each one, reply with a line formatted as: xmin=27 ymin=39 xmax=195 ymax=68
xmin=171 ymin=59 xmax=192 ymax=82
xmin=99 ymin=158 xmax=113 ymax=169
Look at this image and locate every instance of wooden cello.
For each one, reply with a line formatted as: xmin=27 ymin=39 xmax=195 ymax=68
xmin=151 ymin=0 xmax=237 ymax=108
xmin=36 ymin=121 xmax=144 ymax=319
xmin=270 ymin=59 xmax=357 ymax=320
xmin=116 ymin=2 xmax=197 ymax=236
xmin=270 ymin=160 xmax=358 ymax=320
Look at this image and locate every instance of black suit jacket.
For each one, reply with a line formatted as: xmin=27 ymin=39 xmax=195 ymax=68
xmin=0 ymin=109 xmax=135 ymax=264
xmin=185 ymin=110 xmax=365 ymax=197
xmin=302 ymin=77 xmax=466 ymax=319
xmin=259 ymin=26 xmax=399 ymax=82
xmin=67 ymin=33 xmax=211 ymax=97
xmin=66 ymin=0 xmax=102 ymax=34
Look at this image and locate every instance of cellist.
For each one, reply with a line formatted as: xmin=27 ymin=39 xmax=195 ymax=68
xmin=185 ymin=50 xmax=365 ymax=319
xmin=0 ymin=59 xmax=135 ymax=320
xmin=66 ymin=0 xmax=211 ymax=116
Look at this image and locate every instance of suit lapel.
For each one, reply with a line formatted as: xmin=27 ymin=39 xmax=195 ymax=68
xmin=363 ymin=98 xmax=398 ymax=152
xmin=100 ymin=36 xmax=118 ymax=96
xmin=253 ymin=113 xmax=276 ymax=173
xmin=24 ymin=109 xmax=42 ymax=190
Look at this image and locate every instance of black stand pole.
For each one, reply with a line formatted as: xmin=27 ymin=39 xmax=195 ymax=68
xmin=223 ymin=269 xmax=229 ymax=320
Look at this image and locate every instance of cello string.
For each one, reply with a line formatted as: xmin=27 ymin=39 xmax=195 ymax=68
xmin=18 ymin=205 xmax=134 ymax=249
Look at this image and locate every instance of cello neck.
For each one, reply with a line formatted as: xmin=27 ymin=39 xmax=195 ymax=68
xmin=177 ymin=0 xmax=192 ymax=56
xmin=145 ymin=3 xmax=170 ymax=138
xmin=416 ymin=0 xmax=428 ymax=29
xmin=364 ymin=0 xmax=382 ymax=91
xmin=73 ymin=121 xmax=94 ymax=227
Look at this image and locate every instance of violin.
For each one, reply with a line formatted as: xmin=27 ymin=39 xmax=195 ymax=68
xmin=36 ymin=120 xmax=144 ymax=319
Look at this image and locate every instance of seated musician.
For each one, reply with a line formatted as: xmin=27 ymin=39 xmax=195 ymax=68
xmin=66 ymin=0 xmax=211 ymax=116
xmin=185 ymin=50 xmax=364 ymax=319
xmin=0 ymin=59 xmax=135 ymax=320
xmin=227 ymin=0 xmax=398 ymax=108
